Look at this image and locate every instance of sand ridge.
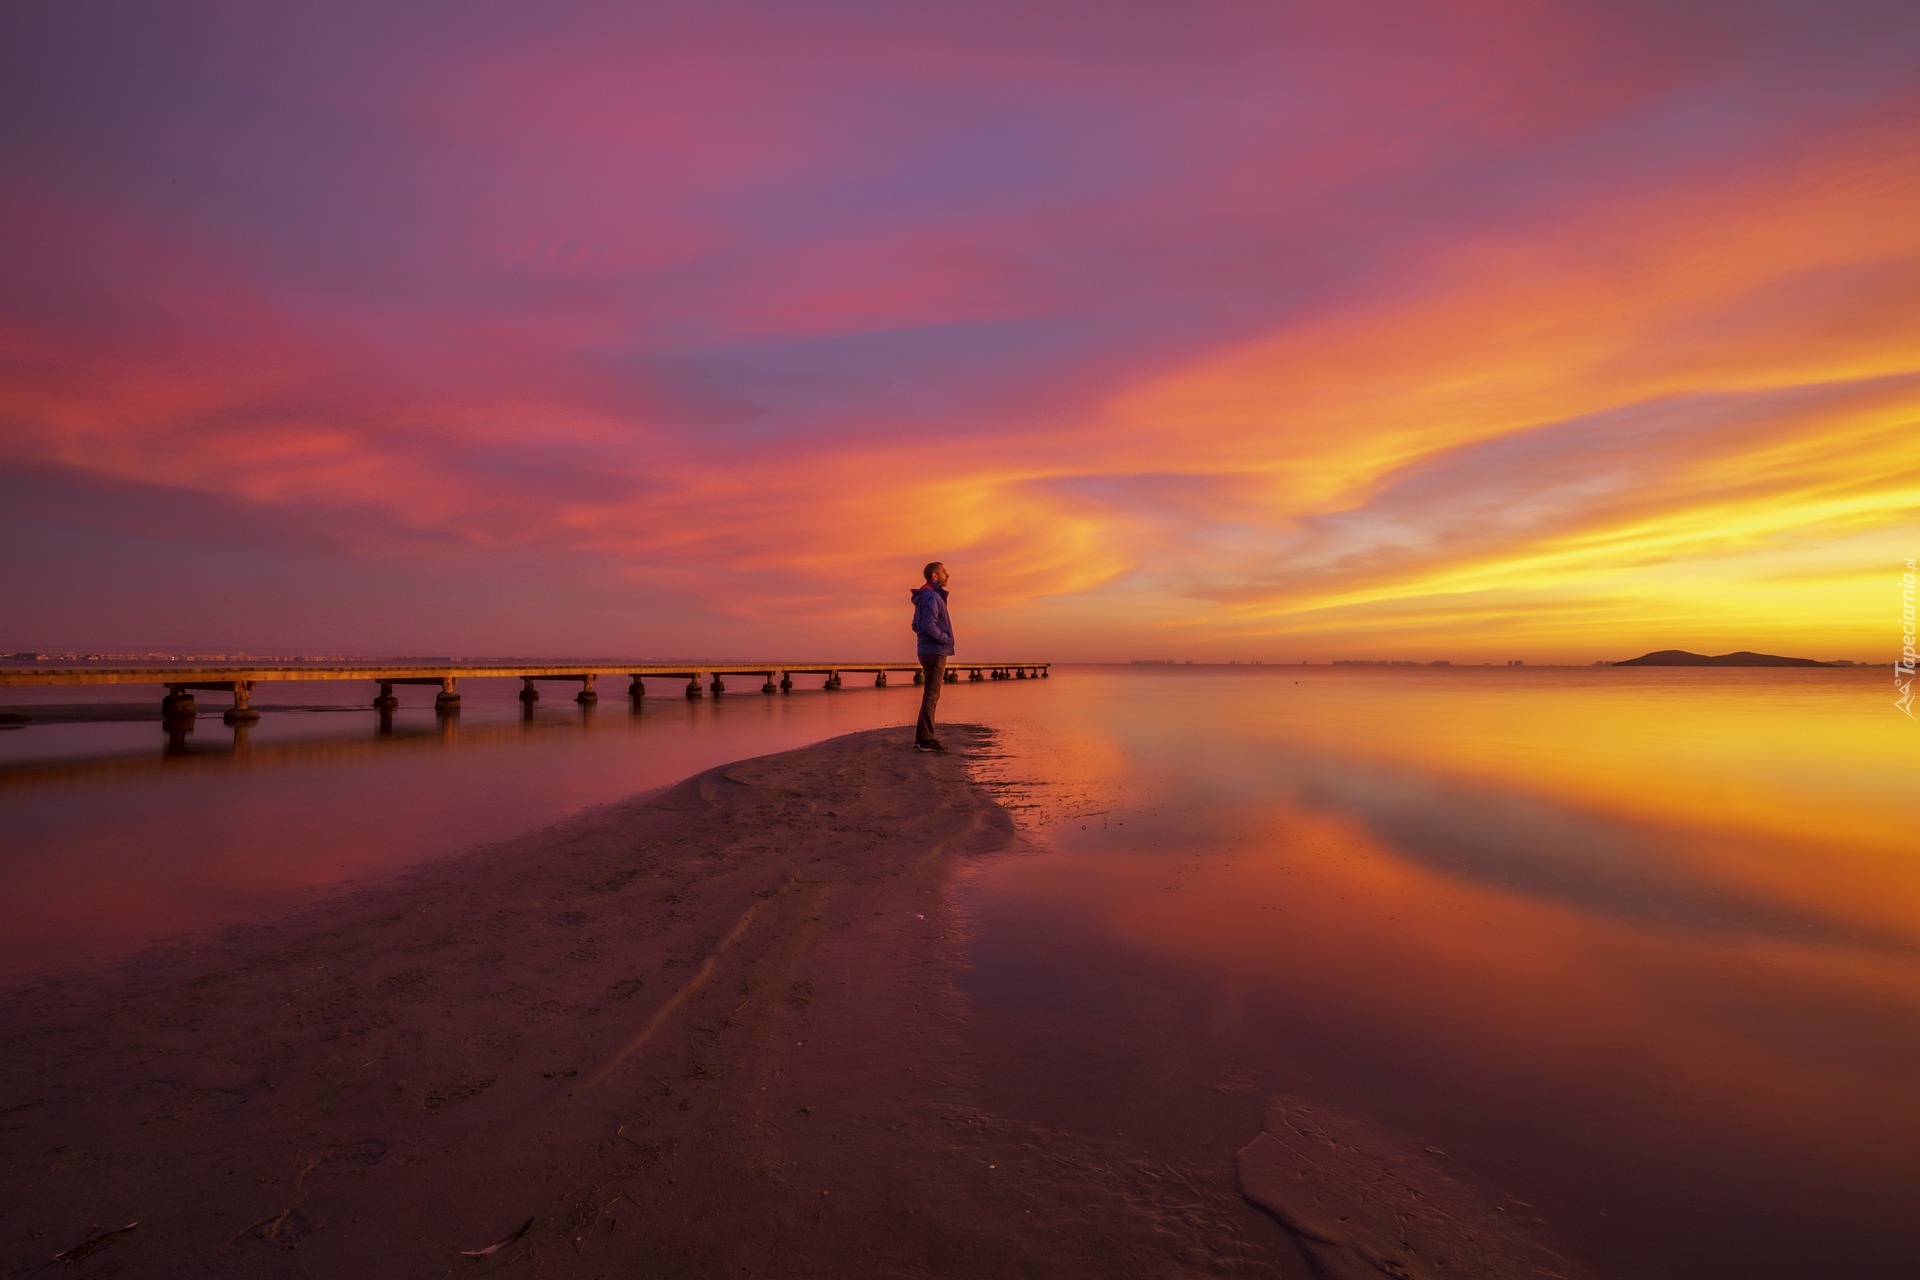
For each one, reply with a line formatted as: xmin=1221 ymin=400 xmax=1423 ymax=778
xmin=0 ymin=726 xmax=1278 ymax=1277
xmin=1237 ymin=1100 xmax=1590 ymax=1280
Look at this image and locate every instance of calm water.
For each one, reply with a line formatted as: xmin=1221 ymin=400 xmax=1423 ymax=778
xmin=0 ymin=672 xmax=958 ymax=975
xmin=2 ymin=665 xmax=1915 ymax=1278
xmin=959 ymin=666 xmax=1920 ymax=1280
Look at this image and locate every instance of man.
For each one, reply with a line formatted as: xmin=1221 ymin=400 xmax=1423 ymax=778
xmin=909 ymin=561 xmax=954 ymax=752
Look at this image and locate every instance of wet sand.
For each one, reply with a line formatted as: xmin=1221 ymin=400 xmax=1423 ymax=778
xmin=0 ymin=727 xmax=1288 ymax=1277
xmin=1236 ymin=1101 xmax=1587 ymax=1280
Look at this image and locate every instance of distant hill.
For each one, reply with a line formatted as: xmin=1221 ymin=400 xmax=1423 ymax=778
xmin=1614 ymin=649 xmax=1831 ymax=667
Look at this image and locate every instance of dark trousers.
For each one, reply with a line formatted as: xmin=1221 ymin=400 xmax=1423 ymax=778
xmin=916 ymin=655 xmax=946 ymax=744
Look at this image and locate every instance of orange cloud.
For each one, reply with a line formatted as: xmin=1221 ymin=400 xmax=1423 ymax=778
xmin=1078 ymin=97 xmax=1920 ymax=657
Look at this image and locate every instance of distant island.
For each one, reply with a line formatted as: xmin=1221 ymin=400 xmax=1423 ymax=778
xmin=1614 ymin=649 xmax=1831 ymax=667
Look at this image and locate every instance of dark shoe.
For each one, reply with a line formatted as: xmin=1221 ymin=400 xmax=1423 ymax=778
xmin=914 ymin=739 xmax=947 ymax=753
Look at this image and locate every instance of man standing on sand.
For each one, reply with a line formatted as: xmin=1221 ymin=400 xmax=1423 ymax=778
xmin=910 ymin=561 xmax=954 ymax=752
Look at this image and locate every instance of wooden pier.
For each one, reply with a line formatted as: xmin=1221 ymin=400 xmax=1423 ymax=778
xmin=0 ymin=661 xmax=1052 ymax=725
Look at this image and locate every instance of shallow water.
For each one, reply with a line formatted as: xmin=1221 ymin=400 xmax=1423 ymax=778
xmin=2 ymin=664 xmax=1914 ymax=1278
xmin=958 ymin=665 xmax=1920 ymax=1280
xmin=0 ymin=671 xmax=998 ymax=976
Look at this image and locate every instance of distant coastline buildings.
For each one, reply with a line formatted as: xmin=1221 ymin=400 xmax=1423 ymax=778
xmin=3 ymin=651 xmax=354 ymax=664
xmin=1331 ymin=659 xmax=1454 ymax=667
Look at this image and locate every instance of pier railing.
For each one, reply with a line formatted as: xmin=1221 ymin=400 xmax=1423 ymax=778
xmin=0 ymin=661 xmax=1052 ymax=724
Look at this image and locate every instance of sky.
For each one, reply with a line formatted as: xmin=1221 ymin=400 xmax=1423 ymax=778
xmin=2 ymin=0 xmax=1916 ymax=663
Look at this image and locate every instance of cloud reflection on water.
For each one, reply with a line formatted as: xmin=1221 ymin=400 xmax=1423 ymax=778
xmin=962 ymin=666 xmax=1920 ymax=1280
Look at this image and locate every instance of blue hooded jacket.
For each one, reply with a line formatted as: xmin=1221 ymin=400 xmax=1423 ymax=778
xmin=910 ymin=582 xmax=955 ymax=657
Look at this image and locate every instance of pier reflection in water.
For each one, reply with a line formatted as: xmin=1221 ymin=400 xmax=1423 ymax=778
xmin=0 ymin=675 xmax=989 ymax=977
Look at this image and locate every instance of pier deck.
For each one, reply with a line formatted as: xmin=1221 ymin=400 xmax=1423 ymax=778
xmin=0 ymin=661 xmax=1051 ymax=724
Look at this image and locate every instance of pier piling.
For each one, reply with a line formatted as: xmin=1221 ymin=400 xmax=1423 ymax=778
xmin=224 ymin=681 xmax=260 ymax=725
